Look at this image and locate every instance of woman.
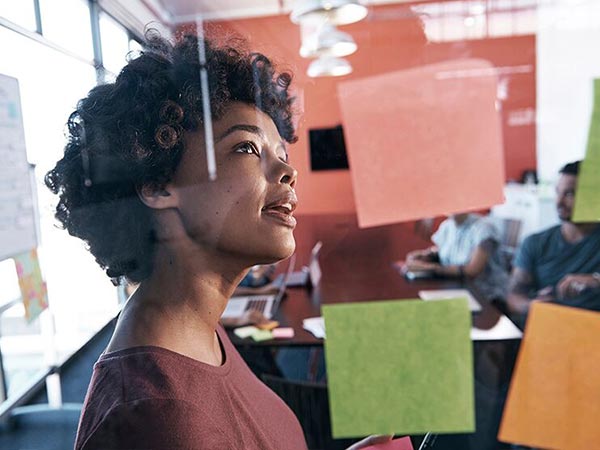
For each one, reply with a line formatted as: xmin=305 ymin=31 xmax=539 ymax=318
xmin=46 ymin=32 xmax=388 ymax=450
xmin=404 ymin=212 xmax=509 ymax=301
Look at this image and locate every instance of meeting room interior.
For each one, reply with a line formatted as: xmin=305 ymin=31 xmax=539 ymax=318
xmin=1 ymin=1 xmax=599 ymax=449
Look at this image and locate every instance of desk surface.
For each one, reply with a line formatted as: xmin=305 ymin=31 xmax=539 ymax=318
xmin=230 ymin=213 xmax=508 ymax=347
xmin=229 ymin=213 xmax=520 ymax=450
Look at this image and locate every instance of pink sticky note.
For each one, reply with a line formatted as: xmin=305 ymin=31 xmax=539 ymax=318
xmin=338 ymin=59 xmax=505 ymax=228
xmin=362 ymin=436 xmax=414 ymax=450
xmin=272 ymin=327 xmax=295 ymax=339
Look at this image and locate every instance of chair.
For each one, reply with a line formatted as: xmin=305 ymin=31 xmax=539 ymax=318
xmin=261 ymin=374 xmax=356 ymax=450
xmin=495 ymin=218 xmax=523 ymax=271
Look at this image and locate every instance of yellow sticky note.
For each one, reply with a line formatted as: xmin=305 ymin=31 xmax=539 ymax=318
xmin=499 ymin=303 xmax=600 ymax=449
xmin=13 ymin=249 xmax=48 ymax=323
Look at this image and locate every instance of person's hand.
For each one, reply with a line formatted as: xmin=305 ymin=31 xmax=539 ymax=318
xmin=556 ymin=274 xmax=600 ymax=300
xmin=221 ymin=310 xmax=269 ymax=329
xmin=404 ymin=260 xmax=440 ymax=273
xmin=346 ymin=434 xmax=394 ymax=450
xmin=532 ymin=286 xmax=555 ymax=303
xmin=406 ymin=249 xmax=433 ymax=263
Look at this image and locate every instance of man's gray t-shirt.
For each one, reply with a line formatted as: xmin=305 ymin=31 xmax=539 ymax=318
xmin=514 ymin=224 xmax=600 ymax=310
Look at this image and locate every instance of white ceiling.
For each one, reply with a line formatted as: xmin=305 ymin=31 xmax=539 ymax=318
xmin=127 ymin=0 xmax=419 ymax=25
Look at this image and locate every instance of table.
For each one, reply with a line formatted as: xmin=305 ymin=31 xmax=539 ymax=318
xmin=230 ymin=213 xmax=514 ymax=347
xmin=230 ymin=213 xmax=521 ymax=450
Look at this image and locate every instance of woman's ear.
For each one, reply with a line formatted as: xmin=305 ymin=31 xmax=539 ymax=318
xmin=137 ymin=182 xmax=178 ymax=210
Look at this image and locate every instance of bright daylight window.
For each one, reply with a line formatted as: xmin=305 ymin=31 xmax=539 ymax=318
xmin=0 ymin=0 xmax=37 ymax=31
xmin=0 ymin=25 xmax=117 ymax=398
xmin=100 ymin=12 xmax=130 ymax=76
xmin=39 ymin=0 xmax=94 ymax=60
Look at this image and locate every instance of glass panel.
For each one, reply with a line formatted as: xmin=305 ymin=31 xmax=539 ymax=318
xmin=39 ymin=0 xmax=93 ymax=59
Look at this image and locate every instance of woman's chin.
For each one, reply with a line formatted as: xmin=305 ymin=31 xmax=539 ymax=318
xmin=256 ymin=239 xmax=296 ymax=265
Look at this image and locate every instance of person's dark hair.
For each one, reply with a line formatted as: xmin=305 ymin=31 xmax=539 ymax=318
xmin=559 ymin=161 xmax=581 ymax=176
xmin=45 ymin=30 xmax=297 ymax=284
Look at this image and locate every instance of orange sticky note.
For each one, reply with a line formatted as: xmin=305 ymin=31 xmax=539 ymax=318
xmin=498 ymin=303 xmax=600 ymax=449
xmin=338 ymin=59 xmax=505 ymax=228
xmin=256 ymin=320 xmax=279 ymax=331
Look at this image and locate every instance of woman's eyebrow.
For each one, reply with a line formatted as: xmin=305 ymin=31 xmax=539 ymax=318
xmin=216 ymin=124 xmax=265 ymax=143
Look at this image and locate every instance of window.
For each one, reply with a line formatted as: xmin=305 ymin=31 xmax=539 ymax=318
xmin=0 ymin=0 xmax=37 ymax=31
xmin=39 ymin=0 xmax=93 ymax=59
xmin=100 ymin=12 xmax=130 ymax=75
xmin=0 ymin=25 xmax=116 ymax=399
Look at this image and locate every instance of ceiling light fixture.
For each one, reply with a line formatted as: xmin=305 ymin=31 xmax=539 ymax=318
xmin=307 ymin=56 xmax=353 ymax=77
xmin=300 ymin=23 xmax=357 ymax=58
xmin=291 ymin=0 xmax=368 ymax=26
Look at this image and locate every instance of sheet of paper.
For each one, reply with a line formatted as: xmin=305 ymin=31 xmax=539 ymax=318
xmin=303 ymin=316 xmax=326 ymax=338
xmin=498 ymin=303 xmax=600 ymax=449
xmin=573 ymin=78 xmax=600 ymax=222
xmin=470 ymin=315 xmax=522 ymax=341
xmin=338 ymin=59 xmax=505 ymax=228
xmin=13 ymin=248 xmax=48 ymax=323
xmin=418 ymin=289 xmax=482 ymax=312
xmin=0 ymin=74 xmax=39 ymax=260
xmin=362 ymin=436 xmax=414 ymax=450
xmin=323 ymin=299 xmax=474 ymax=438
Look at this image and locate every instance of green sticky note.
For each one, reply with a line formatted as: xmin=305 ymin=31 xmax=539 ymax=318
xmin=573 ymin=78 xmax=600 ymax=222
xmin=251 ymin=329 xmax=273 ymax=342
xmin=323 ymin=299 xmax=474 ymax=438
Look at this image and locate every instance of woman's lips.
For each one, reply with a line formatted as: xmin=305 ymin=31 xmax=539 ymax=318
xmin=261 ymin=207 xmax=297 ymax=228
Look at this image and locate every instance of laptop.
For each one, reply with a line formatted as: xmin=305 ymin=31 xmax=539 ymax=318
xmin=418 ymin=289 xmax=482 ymax=312
xmin=287 ymin=241 xmax=323 ymax=287
xmin=221 ymin=254 xmax=296 ymax=320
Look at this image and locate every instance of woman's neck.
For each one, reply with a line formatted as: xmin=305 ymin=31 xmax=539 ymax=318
xmin=107 ymin=242 xmax=247 ymax=365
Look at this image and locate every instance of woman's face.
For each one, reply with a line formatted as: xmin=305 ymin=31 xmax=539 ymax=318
xmin=167 ymin=102 xmax=298 ymax=265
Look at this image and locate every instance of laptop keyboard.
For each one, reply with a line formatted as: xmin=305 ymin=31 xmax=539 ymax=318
xmin=247 ymin=296 xmax=269 ymax=313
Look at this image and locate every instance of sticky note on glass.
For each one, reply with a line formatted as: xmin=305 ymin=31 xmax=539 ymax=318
xmin=338 ymin=59 xmax=505 ymax=228
xmin=499 ymin=303 xmax=600 ymax=449
xmin=323 ymin=299 xmax=474 ymax=438
xmin=13 ymin=249 xmax=48 ymax=323
xmin=573 ymin=78 xmax=600 ymax=222
xmin=362 ymin=436 xmax=414 ymax=450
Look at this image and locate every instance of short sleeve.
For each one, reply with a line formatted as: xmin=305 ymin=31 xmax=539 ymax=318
xmin=472 ymin=219 xmax=500 ymax=248
xmin=513 ymin=235 xmax=536 ymax=274
xmin=80 ymin=399 xmax=226 ymax=450
xmin=431 ymin=219 xmax=450 ymax=248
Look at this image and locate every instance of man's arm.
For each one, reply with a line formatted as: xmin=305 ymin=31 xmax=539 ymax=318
xmin=506 ymin=267 xmax=537 ymax=315
xmin=556 ymin=273 xmax=600 ymax=299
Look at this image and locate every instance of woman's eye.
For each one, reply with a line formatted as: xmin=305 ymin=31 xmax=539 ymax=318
xmin=236 ymin=142 xmax=260 ymax=156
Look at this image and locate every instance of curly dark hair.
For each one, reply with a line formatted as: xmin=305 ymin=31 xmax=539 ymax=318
xmin=45 ymin=31 xmax=297 ymax=284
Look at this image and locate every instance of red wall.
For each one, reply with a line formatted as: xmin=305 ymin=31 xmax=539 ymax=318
xmin=186 ymin=3 xmax=536 ymax=215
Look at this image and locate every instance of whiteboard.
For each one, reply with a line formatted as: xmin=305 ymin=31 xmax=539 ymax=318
xmin=0 ymin=73 xmax=39 ymax=261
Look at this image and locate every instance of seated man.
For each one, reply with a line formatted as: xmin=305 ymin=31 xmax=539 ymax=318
xmin=507 ymin=161 xmax=600 ymax=317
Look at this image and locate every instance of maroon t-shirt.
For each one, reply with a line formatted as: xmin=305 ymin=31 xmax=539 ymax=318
xmin=75 ymin=327 xmax=308 ymax=450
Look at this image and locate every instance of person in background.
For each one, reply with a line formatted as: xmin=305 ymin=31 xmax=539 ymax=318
xmin=404 ymin=212 xmax=509 ymax=302
xmin=46 ymin=31 xmax=389 ymax=450
xmin=506 ymin=161 xmax=600 ymax=318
